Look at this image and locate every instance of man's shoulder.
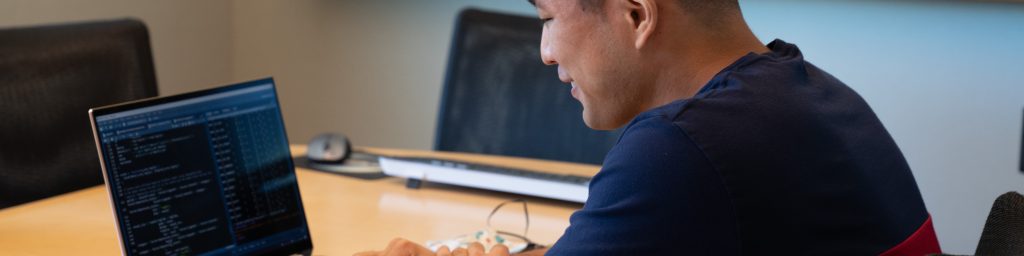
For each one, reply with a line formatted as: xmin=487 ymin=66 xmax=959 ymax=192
xmin=556 ymin=99 xmax=741 ymax=256
xmin=653 ymin=41 xmax=930 ymax=255
xmin=616 ymin=104 xmax=693 ymax=151
xmin=600 ymin=106 xmax=712 ymax=181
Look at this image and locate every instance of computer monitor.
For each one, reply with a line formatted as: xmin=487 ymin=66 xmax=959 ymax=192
xmin=88 ymin=78 xmax=312 ymax=256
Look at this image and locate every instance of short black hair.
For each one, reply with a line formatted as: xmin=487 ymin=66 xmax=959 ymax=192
xmin=527 ymin=0 xmax=602 ymax=12
xmin=675 ymin=0 xmax=741 ymax=16
xmin=528 ymin=0 xmax=740 ymax=18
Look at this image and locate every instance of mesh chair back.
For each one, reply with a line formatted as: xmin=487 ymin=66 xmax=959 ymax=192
xmin=434 ymin=9 xmax=620 ymax=165
xmin=975 ymin=191 xmax=1024 ymax=255
xmin=0 ymin=19 xmax=158 ymax=208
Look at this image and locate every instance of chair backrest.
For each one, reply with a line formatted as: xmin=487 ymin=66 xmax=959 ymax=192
xmin=975 ymin=191 xmax=1024 ymax=255
xmin=434 ymin=9 xmax=621 ymax=165
xmin=0 ymin=19 xmax=158 ymax=209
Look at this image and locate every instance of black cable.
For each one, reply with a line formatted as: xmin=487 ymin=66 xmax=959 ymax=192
xmin=487 ymin=199 xmax=541 ymax=250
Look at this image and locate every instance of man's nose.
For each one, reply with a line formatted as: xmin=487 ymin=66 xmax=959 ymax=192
xmin=540 ymin=34 xmax=557 ymax=66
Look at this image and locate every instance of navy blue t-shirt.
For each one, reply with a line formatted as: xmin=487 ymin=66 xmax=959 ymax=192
xmin=546 ymin=40 xmax=930 ymax=255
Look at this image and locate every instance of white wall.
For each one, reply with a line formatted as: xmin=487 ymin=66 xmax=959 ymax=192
xmin=5 ymin=0 xmax=1021 ymax=253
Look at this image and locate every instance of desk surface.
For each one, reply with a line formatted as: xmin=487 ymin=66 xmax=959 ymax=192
xmin=0 ymin=145 xmax=599 ymax=255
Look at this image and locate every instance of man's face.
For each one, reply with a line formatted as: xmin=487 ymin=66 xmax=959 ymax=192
xmin=535 ymin=0 xmax=649 ymax=130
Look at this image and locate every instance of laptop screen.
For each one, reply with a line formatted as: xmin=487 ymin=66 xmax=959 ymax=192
xmin=89 ymin=78 xmax=312 ymax=256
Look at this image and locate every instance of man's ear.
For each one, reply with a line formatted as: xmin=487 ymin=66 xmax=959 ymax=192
xmin=627 ymin=0 xmax=658 ymax=49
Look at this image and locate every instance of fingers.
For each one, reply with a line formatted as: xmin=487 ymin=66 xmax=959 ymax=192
xmin=467 ymin=242 xmax=485 ymax=256
xmin=379 ymin=238 xmax=436 ymax=256
xmin=487 ymin=244 xmax=510 ymax=256
xmin=383 ymin=241 xmax=505 ymax=256
xmin=452 ymin=247 xmax=468 ymax=256
xmin=437 ymin=246 xmax=452 ymax=256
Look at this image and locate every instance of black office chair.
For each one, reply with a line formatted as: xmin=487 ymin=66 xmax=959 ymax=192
xmin=972 ymin=191 xmax=1024 ymax=255
xmin=434 ymin=9 xmax=621 ymax=165
xmin=0 ymin=19 xmax=158 ymax=209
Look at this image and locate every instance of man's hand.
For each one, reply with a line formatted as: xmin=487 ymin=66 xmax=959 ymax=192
xmin=353 ymin=238 xmax=511 ymax=256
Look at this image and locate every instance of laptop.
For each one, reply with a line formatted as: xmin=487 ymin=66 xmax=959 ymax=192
xmin=89 ymin=78 xmax=313 ymax=256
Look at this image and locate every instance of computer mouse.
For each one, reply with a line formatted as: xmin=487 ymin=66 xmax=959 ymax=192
xmin=307 ymin=133 xmax=352 ymax=164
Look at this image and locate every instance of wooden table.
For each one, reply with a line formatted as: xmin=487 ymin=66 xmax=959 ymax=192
xmin=0 ymin=145 xmax=599 ymax=255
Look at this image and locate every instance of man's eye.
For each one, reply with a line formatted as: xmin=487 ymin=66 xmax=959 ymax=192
xmin=541 ymin=18 xmax=553 ymax=24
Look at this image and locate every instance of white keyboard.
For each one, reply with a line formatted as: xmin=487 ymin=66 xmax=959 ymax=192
xmin=379 ymin=156 xmax=591 ymax=203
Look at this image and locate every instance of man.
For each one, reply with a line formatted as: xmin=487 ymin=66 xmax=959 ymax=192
xmin=358 ymin=0 xmax=940 ymax=255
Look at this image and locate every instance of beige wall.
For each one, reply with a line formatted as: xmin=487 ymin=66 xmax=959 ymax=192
xmin=0 ymin=0 xmax=532 ymax=150
xmin=0 ymin=0 xmax=234 ymax=95
xmin=232 ymin=1 xmax=534 ymax=150
xmin=0 ymin=0 xmax=534 ymax=148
